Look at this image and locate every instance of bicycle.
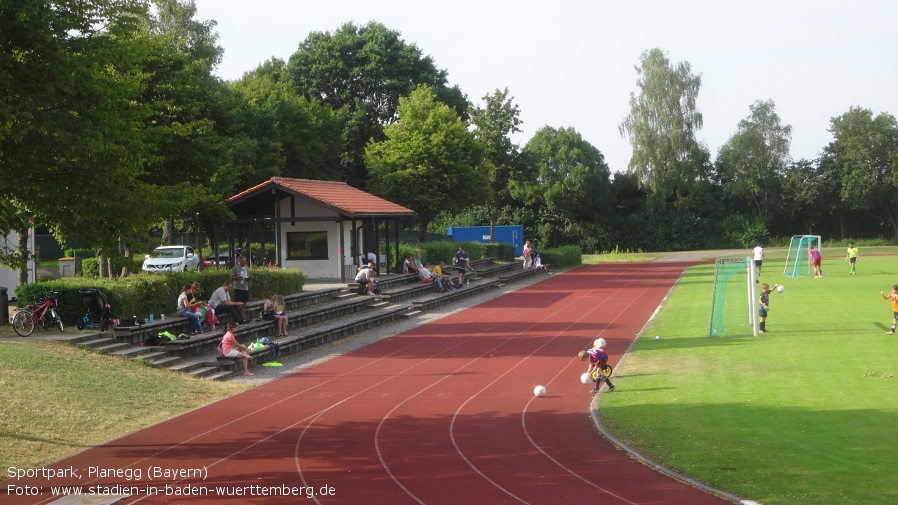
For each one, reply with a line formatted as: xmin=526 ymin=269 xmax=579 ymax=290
xmin=12 ymin=291 xmax=64 ymax=337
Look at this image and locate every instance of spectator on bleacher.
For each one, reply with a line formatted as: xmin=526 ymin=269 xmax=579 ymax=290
xmin=220 ymin=323 xmax=253 ymax=376
xmin=355 ymin=263 xmax=376 ymax=295
xmin=420 ymin=263 xmax=448 ymax=292
xmin=192 ymin=281 xmax=219 ymax=331
xmin=177 ymin=284 xmax=203 ymax=335
xmin=414 ymin=252 xmax=424 ymax=271
xmin=403 ymin=255 xmax=418 ymax=276
xmin=434 ymin=261 xmax=454 ymax=290
xmin=534 ymin=254 xmax=553 ymax=275
xmin=209 ymin=280 xmax=247 ymax=324
xmin=264 ymin=294 xmax=289 ymax=337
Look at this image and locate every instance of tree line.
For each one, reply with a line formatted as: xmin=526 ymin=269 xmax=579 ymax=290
xmin=3 ymin=1 xmax=896 ymax=283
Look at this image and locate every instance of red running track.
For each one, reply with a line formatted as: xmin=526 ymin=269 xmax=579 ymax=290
xmin=5 ymin=262 xmax=736 ymax=505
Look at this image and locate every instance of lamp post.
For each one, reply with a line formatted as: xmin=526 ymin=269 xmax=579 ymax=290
xmin=195 ymin=212 xmax=202 ymax=271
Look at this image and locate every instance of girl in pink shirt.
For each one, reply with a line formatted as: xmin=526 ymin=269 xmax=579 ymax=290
xmin=221 ymin=323 xmax=253 ymax=376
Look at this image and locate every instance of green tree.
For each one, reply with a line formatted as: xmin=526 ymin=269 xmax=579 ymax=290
xmin=619 ymin=48 xmax=706 ymax=207
xmin=470 ymin=88 xmax=523 ymax=243
xmin=228 ymin=58 xmax=343 ymax=187
xmin=780 ymin=158 xmax=836 ymax=235
xmin=521 ymin=126 xmax=614 ymax=249
xmin=286 ymin=21 xmax=468 ymax=187
xmin=365 ymin=85 xmax=485 ymax=241
xmin=825 ymin=107 xmax=898 ymax=238
xmin=0 ymin=0 xmax=155 ymax=281
xmin=140 ymin=0 xmax=234 ymax=247
xmin=717 ymin=99 xmax=792 ymax=217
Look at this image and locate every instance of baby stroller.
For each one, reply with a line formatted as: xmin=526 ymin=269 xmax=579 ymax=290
xmin=76 ymin=288 xmax=112 ymax=331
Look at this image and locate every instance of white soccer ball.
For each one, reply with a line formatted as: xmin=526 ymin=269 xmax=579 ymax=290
xmin=776 ymin=285 xmax=785 ymax=293
xmin=580 ymin=372 xmax=591 ymax=384
xmin=533 ymin=385 xmax=547 ymax=397
xmin=594 ymin=338 xmax=606 ymax=348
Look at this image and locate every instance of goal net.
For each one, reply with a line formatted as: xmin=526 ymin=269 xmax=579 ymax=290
xmin=783 ymin=235 xmax=821 ymax=277
xmin=709 ymin=257 xmax=758 ymax=337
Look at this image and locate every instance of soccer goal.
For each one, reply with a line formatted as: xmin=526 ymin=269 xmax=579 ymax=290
xmin=783 ymin=235 xmax=822 ymax=277
xmin=709 ymin=257 xmax=758 ymax=337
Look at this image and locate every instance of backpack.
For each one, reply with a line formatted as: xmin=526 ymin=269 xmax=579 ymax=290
xmin=141 ymin=334 xmax=166 ymax=346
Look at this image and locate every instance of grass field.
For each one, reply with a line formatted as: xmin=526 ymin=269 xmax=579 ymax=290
xmin=0 ymin=340 xmax=250 ymax=470
xmin=601 ymin=252 xmax=898 ymax=505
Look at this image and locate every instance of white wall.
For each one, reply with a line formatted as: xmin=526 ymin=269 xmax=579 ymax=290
xmin=0 ymin=231 xmax=27 ymax=298
xmin=276 ymin=198 xmax=348 ymax=279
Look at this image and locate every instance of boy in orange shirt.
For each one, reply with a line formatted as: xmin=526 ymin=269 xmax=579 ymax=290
xmin=881 ymin=285 xmax=898 ymax=335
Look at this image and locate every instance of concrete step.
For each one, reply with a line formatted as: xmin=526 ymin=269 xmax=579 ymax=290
xmin=166 ymin=359 xmax=206 ymax=374
xmin=401 ymin=310 xmax=422 ymax=319
xmin=76 ymin=336 xmax=119 ymax=349
xmin=187 ymin=366 xmax=219 ymax=379
xmin=147 ymin=356 xmax=182 ymax=368
xmin=110 ymin=345 xmax=162 ymax=359
xmin=134 ymin=351 xmax=167 ymax=363
xmin=92 ymin=341 xmax=132 ymax=353
xmin=203 ymin=371 xmax=233 ymax=381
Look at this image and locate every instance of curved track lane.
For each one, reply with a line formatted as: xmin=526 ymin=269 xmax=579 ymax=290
xmin=6 ymin=262 xmax=737 ymax=505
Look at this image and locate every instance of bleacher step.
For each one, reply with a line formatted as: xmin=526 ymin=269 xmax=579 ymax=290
xmin=148 ymin=356 xmax=182 ymax=368
xmin=402 ymin=310 xmax=422 ymax=318
xmin=203 ymin=371 xmax=233 ymax=381
xmin=186 ymin=366 xmax=219 ymax=379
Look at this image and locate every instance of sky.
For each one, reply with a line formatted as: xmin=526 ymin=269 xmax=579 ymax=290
xmin=192 ymin=0 xmax=897 ymax=174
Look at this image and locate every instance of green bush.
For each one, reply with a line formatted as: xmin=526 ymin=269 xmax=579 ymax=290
xmin=14 ymin=267 xmax=307 ymax=326
xmin=540 ymin=245 xmax=583 ymax=268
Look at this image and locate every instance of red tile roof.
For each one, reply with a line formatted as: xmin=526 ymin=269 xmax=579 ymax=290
xmin=228 ymin=177 xmax=415 ymax=217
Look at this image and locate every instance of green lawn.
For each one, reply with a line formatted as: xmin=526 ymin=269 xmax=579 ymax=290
xmin=0 ymin=340 xmax=250 ymax=470
xmin=600 ymin=253 xmax=898 ymax=505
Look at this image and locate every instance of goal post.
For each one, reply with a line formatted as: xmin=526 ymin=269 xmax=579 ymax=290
xmin=709 ymin=257 xmax=758 ymax=337
xmin=783 ymin=235 xmax=822 ymax=277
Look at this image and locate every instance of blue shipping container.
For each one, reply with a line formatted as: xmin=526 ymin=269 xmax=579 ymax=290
xmin=447 ymin=225 xmax=524 ymax=256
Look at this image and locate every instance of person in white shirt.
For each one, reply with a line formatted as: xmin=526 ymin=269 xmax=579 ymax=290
xmin=534 ymin=255 xmax=553 ymax=275
xmin=752 ymin=242 xmax=764 ymax=276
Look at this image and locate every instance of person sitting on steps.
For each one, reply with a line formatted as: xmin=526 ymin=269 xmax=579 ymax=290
xmin=220 ymin=322 xmax=253 ymax=376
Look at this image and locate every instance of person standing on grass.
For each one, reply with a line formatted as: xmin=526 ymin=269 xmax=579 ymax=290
xmin=753 ymin=242 xmax=764 ymax=277
xmin=759 ymin=283 xmax=772 ymax=333
xmin=881 ymin=285 xmax=898 ymax=335
xmin=220 ymin=322 xmax=253 ymax=376
xmin=578 ymin=345 xmax=615 ymax=394
xmin=847 ymin=242 xmax=859 ymax=275
xmin=809 ymin=245 xmax=823 ymax=278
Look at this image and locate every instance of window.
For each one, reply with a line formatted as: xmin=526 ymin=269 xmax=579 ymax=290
xmin=287 ymin=231 xmax=329 ymax=260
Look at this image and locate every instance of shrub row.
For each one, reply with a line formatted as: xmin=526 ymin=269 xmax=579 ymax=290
xmin=14 ymin=267 xmax=307 ymax=326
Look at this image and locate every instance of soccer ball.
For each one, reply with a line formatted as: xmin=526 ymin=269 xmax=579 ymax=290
xmin=533 ymin=385 xmax=547 ymax=397
xmin=776 ymin=285 xmax=785 ymax=293
xmin=580 ymin=372 xmax=591 ymax=384
xmin=594 ymin=338 xmax=606 ymax=349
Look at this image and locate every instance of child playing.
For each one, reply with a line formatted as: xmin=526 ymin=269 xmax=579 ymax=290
xmin=881 ymin=285 xmax=898 ymax=335
xmin=809 ymin=245 xmax=823 ymax=278
xmin=759 ymin=283 xmax=772 ymax=333
xmin=846 ymin=242 xmax=859 ymax=275
xmin=578 ymin=342 xmax=615 ymax=394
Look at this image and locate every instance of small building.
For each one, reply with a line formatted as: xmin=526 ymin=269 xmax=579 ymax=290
xmin=226 ymin=178 xmax=416 ymax=281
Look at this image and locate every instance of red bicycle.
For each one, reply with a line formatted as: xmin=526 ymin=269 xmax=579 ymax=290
xmin=12 ymin=291 xmax=64 ymax=337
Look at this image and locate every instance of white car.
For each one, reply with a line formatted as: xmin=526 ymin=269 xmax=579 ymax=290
xmin=142 ymin=246 xmax=200 ymax=272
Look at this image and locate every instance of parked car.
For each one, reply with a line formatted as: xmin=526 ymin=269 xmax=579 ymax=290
xmin=142 ymin=246 xmax=200 ymax=272
xmin=202 ymin=249 xmax=239 ymax=267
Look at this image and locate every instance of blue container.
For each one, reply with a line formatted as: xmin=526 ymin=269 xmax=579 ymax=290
xmin=447 ymin=225 xmax=524 ymax=256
